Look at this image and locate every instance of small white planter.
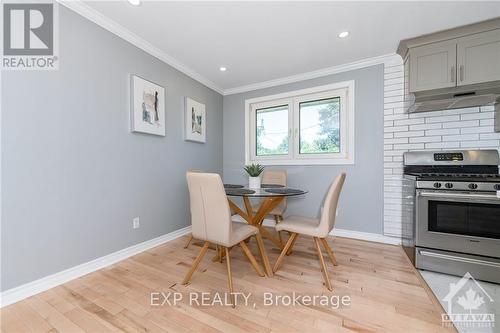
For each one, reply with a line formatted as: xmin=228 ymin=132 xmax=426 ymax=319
xmin=248 ymin=176 xmax=261 ymax=189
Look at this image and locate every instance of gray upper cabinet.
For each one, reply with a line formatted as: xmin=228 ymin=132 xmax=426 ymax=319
xmin=456 ymin=29 xmax=500 ymax=86
xmin=407 ymin=28 xmax=500 ymax=93
xmin=409 ymin=42 xmax=456 ymax=92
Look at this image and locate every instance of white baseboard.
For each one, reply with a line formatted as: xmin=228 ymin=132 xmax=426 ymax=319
xmin=330 ymin=228 xmax=401 ymax=245
xmin=234 ymin=216 xmax=401 ymax=245
xmin=0 ymin=226 xmax=192 ymax=308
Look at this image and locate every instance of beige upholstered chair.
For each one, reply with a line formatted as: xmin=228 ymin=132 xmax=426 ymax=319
xmin=259 ymin=170 xmax=287 ymax=220
xmin=182 ymin=172 xmax=266 ymax=306
xmin=252 ymin=170 xmax=288 ymax=244
xmin=273 ymin=173 xmax=346 ymax=291
xmin=183 ymin=170 xmax=238 ymax=249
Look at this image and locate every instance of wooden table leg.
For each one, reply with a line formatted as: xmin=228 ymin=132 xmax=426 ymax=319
xmin=223 ymin=195 xmax=285 ymax=276
xmin=258 ymin=226 xmax=283 ymax=249
xmin=255 ymin=233 xmax=273 ymax=277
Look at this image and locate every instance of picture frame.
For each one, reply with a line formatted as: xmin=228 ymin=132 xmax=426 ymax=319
xmin=184 ymin=97 xmax=206 ymax=143
xmin=130 ymin=75 xmax=166 ymax=136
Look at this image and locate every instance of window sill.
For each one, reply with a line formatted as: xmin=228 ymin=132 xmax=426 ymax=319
xmin=247 ymin=157 xmax=354 ymax=166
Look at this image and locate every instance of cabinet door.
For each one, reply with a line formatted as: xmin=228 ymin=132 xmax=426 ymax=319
xmin=409 ymin=42 xmax=457 ymax=92
xmin=457 ymin=29 xmax=500 ymax=86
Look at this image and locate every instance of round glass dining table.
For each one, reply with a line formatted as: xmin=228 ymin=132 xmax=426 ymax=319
xmin=223 ymin=184 xmax=308 ymax=276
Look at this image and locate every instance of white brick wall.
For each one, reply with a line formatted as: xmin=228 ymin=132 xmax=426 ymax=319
xmin=383 ymin=59 xmax=500 ymax=238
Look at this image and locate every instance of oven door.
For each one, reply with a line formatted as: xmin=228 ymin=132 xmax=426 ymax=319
xmin=416 ymin=190 xmax=500 ymax=258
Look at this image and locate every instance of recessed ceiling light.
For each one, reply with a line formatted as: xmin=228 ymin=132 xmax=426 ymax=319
xmin=338 ymin=31 xmax=350 ymax=39
xmin=219 ymin=67 xmax=227 ymax=72
xmin=128 ymin=0 xmax=141 ymax=6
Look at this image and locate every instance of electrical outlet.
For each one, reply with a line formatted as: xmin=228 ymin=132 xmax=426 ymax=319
xmin=133 ymin=217 xmax=140 ymax=229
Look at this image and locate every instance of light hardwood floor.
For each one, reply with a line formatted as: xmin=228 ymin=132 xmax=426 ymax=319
xmin=1 ymin=232 xmax=455 ymax=332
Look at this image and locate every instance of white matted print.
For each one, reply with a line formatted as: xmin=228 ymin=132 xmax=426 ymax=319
xmin=130 ymin=75 xmax=165 ymax=136
xmin=185 ymin=98 xmax=206 ymax=143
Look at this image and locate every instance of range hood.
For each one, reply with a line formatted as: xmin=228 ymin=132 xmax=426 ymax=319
xmin=407 ymin=81 xmax=500 ymax=132
xmin=407 ymin=82 xmax=500 ymax=114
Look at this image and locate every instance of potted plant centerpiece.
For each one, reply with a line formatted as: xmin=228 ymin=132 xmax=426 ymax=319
xmin=244 ymin=164 xmax=264 ymax=189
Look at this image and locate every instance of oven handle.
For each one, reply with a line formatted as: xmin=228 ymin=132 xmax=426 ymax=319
xmin=417 ymin=191 xmax=500 ymax=201
xmin=419 ymin=250 xmax=500 ymax=268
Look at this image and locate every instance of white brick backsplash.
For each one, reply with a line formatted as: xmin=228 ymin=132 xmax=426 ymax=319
xmin=460 ymin=112 xmax=494 ymax=120
xmin=409 ymin=136 xmax=441 ymax=143
xmin=384 ymin=95 xmax=404 ymax=104
xmin=480 ymin=105 xmax=495 ymax=112
xmin=480 ymin=119 xmax=495 ymax=126
xmin=394 ymin=130 xmax=425 ymax=138
xmin=461 ymin=126 xmax=494 ymax=134
xmin=385 ymin=90 xmax=404 ymax=98
xmin=384 ymin=125 xmax=409 ymax=133
xmin=409 ymin=123 xmax=442 ymax=131
xmin=443 ymin=120 xmax=479 ymax=128
xmin=480 ymin=133 xmax=500 ymax=140
xmin=426 ymin=115 xmax=460 ymax=123
xmin=461 ymin=140 xmax=500 ymax=148
xmin=384 ymin=83 xmax=403 ymax=92
xmin=385 ymin=114 xmax=409 ymax=121
xmin=385 ymin=77 xmax=404 ymax=86
xmin=382 ymin=60 xmax=500 ymax=238
xmin=394 ymin=118 xmax=425 ymax=126
xmin=442 ymin=134 xmax=479 ymax=142
xmin=424 ymin=142 xmax=460 ymax=149
xmin=385 ymin=138 xmax=409 ymax=145
xmin=393 ymin=143 xmax=425 ymax=150
xmin=425 ymin=128 xmax=459 ymax=136
xmin=384 ymin=71 xmax=404 ymax=80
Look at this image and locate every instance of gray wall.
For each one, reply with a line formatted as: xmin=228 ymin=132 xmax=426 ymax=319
xmin=1 ymin=7 xmax=223 ymax=291
xmin=223 ymin=65 xmax=384 ymax=234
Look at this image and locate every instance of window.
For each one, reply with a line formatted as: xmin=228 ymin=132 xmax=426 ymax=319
xmin=245 ymin=81 xmax=354 ymax=165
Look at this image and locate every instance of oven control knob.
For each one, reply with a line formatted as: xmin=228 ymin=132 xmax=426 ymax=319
xmin=444 ymin=183 xmax=454 ymax=189
xmin=468 ymin=183 xmax=478 ymax=190
xmin=433 ymin=182 xmax=442 ymax=189
xmin=495 ymin=184 xmax=500 ymax=190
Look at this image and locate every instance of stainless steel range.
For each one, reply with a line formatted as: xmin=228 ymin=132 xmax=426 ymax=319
xmin=403 ymin=150 xmax=500 ymax=284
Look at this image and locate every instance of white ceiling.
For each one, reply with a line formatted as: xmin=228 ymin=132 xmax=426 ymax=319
xmin=82 ymin=1 xmax=500 ymax=93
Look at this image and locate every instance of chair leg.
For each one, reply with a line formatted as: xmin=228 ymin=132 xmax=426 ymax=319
xmin=320 ymin=238 xmax=338 ymax=266
xmin=255 ymin=233 xmax=273 ymax=277
xmin=313 ymin=237 xmax=332 ymax=291
xmin=182 ymin=241 xmax=210 ymax=285
xmin=274 ymin=215 xmax=284 ymax=247
xmin=286 ymin=233 xmax=299 ymax=255
xmin=225 ymin=247 xmax=235 ymax=308
xmin=240 ymin=240 xmax=265 ymax=277
xmin=184 ymin=234 xmax=194 ymax=248
xmin=273 ymin=233 xmax=298 ymax=273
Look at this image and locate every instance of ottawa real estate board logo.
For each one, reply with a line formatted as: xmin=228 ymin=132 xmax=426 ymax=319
xmin=1 ymin=0 xmax=59 ymax=70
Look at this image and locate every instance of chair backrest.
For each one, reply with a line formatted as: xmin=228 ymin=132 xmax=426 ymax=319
xmin=262 ymin=170 xmax=287 ymax=213
xmin=262 ymin=170 xmax=287 ymax=186
xmin=186 ymin=172 xmax=232 ymax=245
xmin=318 ymin=173 xmax=346 ymax=236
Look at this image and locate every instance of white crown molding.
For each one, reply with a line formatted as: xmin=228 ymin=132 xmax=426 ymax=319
xmin=57 ymin=0 xmax=224 ymax=95
xmin=233 ymin=217 xmax=401 ymax=245
xmin=0 ymin=226 xmax=191 ymax=308
xmin=223 ymin=53 xmax=402 ymax=95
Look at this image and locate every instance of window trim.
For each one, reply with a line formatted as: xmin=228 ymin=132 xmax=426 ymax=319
xmin=244 ymin=81 xmax=355 ymax=166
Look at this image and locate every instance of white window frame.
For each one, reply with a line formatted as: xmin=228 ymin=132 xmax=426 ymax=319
xmin=245 ymin=81 xmax=355 ymax=165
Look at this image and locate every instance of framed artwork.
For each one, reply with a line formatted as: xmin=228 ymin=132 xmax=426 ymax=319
xmin=185 ymin=97 xmax=206 ymax=143
xmin=130 ymin=75 xmax=165 ymax=136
